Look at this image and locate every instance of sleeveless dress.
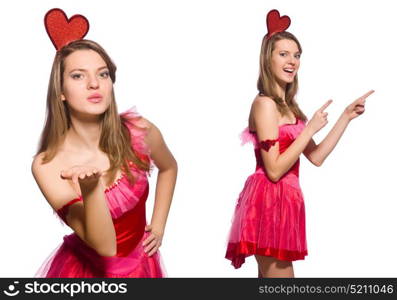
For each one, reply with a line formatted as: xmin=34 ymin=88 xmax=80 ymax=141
xmin=225 ymin=118 xmax=308 ymax=269
xmin=35 ymin=107 xmax=165 ymax=278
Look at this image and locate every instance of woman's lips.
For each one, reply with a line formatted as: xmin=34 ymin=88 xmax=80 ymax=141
xmin=283 ymin=68 xmax=295 ymax=74
xmin=87 ymin=93 xmax=103 ymax=103
xmin=283 ymin=69 xmax=295 ymax=78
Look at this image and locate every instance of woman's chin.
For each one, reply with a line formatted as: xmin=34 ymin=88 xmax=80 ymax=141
xmin=282 ymin=75 xmax=295 ymax=84
xmin=275 ymin=77 xmax=294 ymax=88
xmin=70 ymin=106 xmax=109 ymax=120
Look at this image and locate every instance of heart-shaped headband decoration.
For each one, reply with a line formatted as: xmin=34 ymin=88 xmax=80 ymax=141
xmin=265 ymin=9 xmax=291 ymax=40
xmin=44 ymin=8 xmax=90 ymax=51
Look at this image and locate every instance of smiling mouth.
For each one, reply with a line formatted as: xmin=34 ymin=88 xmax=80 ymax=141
xmin=283 ymin=68 xmax=295 ymax=74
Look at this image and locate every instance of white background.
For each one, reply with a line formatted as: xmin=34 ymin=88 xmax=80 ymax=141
xmin=0 ymin=0 xmax=396 ymax=277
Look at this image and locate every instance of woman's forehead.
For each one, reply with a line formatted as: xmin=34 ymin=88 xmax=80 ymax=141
xmin=273 ymin=39 xmax=300 ymax=52
xmin=64 ymin=50 xmax=106 ymax=70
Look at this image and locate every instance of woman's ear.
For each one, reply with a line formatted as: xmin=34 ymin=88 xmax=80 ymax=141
xmin=61 ymin=94 xmax=66 ymax=101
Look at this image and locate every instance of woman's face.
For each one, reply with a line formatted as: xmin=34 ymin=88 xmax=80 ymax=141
xmin=61 ymin=49 xmax=113 ymax=117
xmin=270 ymin=39 xmax=301 ymax=87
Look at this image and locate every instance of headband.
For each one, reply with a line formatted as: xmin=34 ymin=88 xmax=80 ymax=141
xmin=265 ymin=9 xmax=291 ymax=40
xmin=44 ymin=8 xmax=90 ymax=51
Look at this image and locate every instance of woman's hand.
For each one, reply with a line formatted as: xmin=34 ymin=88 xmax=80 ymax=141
xmin=344 ymin=90 xmax=374 ymax=121
xmin=60 ymin=166 xmax=103 ymax=191
xmin=307 ymin=99 xmax=333 ymax=135
xmin=143 ymin=224 xmax=163 ymax=256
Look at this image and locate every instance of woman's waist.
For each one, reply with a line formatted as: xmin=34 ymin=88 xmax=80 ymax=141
xmin=63 ymin=231 xmax=150 ymax=275
xmin=113 ymin=201 xmax=147 ymax=256
xmin=64 ymin=202 xmax=147 ymax=258
xmin=254 ymin=158 xmax=300 ymax=177
xmin=250 ymin=165 xmax=301 ymax=190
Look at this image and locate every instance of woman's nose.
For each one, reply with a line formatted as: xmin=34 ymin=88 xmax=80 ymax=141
xmin=287 ymin=55 xmax=297 ymax=65
xmin=87 ymin=74 xmax=99 ymax=89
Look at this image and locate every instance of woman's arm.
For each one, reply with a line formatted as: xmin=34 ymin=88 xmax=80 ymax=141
xmin=32 ymin=156 xmax=117 ymax=257
xmin=141 ymin=121 xmax=177 ymax=256
xmin=253 ymin=96 xmax=330 ymax=182
xmin=303 ymin=90 xmax=374 ymax=166
xmin=303 ymin=114 xmax=350 ymax=166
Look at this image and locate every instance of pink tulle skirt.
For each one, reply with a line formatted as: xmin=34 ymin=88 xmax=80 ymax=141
xmin=225 ymin=168 xmax=307 ymax=268
xmin=35 ymin=232 xmax=165 ymax=278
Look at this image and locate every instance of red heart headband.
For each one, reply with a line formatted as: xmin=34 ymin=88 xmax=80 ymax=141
xmin=265 ymin=9 xmax=291 ymax=40
xmin=44 ymin=8 xmax=90 ymax=51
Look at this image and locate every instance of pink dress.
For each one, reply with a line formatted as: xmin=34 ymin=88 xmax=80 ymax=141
xmin=225 ymin=119 xmax=308 ymax=269
xmin=35 ymin=107 xmax=165 ymax=278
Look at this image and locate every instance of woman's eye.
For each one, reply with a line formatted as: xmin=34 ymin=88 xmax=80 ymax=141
xmin=280 ymin=52 xmax=287 ymax=57
xmin=295 ymin=54 xmax=301 ymax=59
xmin=71 ymin=73 xmax=83 ymax=79
xmin=100 ymin=71 xmax=110 ymax=78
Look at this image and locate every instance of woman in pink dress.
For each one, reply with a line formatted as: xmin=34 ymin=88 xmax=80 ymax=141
xmin=32 ymin=37 xmax=177 ymax=277
xmin=225 ymin=9 xmax=373 ymax=277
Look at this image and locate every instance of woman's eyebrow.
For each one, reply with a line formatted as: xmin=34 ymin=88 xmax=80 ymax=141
xmin=68 ymin=66 xmax=108 ymax=73
xmin=277 ymin=50 xmax=301 ymax=55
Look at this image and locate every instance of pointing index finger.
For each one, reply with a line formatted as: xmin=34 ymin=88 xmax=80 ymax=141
xmin=359 ymin=89 xmax=375 ymax=100
xmin=319 ymin=99 xmax=333 ymax=112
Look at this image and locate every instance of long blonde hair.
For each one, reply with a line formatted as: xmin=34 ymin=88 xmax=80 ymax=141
xmin=36 ymin=39 xmax=149 ymax=185
xmin=257 ymin=31 xmax=307 ymax=121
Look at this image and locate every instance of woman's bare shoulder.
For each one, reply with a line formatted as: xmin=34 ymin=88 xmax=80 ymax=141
xmin=139 ymin=117 xmax=154 ymax=131
xmin=250 ymin=95 xmax=278 ymax=122
xmin=32 ymin=152 xmax=52 ymax=175
xmin=32 ymin=151 xmax=65 ymax=176
xmin=252 ymin=95 xmax=277 ymax=109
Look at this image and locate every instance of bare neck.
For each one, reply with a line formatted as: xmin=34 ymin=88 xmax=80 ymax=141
xmin=64 ymin=114 xmax=103 ymax=153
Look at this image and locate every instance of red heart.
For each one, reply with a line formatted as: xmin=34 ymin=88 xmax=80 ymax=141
xmin=266 ymin=9 xmax=291 ymax=39
xmin=44 ymin=8 xmax=89 ymax=50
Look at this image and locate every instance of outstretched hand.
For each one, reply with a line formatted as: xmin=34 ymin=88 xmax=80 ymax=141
xmin=60 ymin=166 xmax=103 ymax=190
xmin=344 ymin=90 xmax=374 ymax=121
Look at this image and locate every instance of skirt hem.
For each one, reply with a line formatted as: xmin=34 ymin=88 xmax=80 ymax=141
xmin=225 ymin=241 xmax=307 ymax=269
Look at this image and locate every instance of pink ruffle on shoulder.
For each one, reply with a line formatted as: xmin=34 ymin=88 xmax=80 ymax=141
xmin=240 ymin=127 xmax=258 ymax=148
xmin=240 ymin=119 xmax=307 ymax=151
xmin=120 ymin=106 xmax=153 ymax=167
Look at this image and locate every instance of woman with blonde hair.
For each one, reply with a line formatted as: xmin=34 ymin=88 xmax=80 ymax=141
xmin=33 ymin=9 xmax=177 ymax=277
xmin=225 ymin=9 xmax=373 ymax=277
